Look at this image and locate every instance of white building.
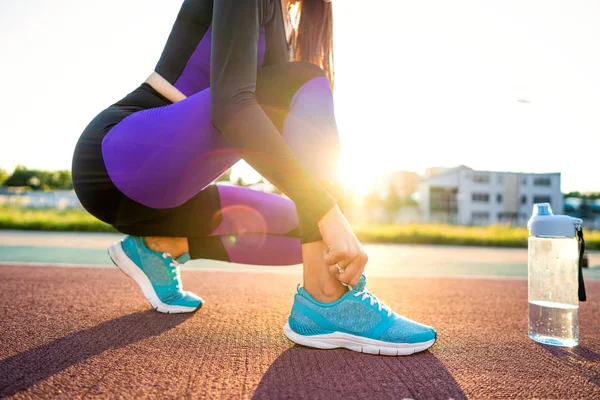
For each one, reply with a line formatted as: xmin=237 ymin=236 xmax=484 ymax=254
xmin=417 ymin=166 xmax=563 ymax=225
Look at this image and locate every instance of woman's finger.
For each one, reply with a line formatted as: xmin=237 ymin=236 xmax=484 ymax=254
xmin=337 ymin=253 xmax=367 ymax=286
xmin=348 ymin=264 xmax=364 ymax=287
xmin=335 ymin=258 xmax=359 ymax=284
xmin=323 ymin=249 xmax=342 ymax=266
xmin=350 ymin=251 xmax=368 ymax=285
xmin=327 ymin=261 xmax=348 ymax=276
xmin=328 ymin=259 xmax=353 ymax=283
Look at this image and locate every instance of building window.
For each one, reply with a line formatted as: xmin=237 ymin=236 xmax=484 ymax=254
xmin=498 ymin=212 xmax=518 ymax=223
xmin=533 ymin=195 xmax=552 ymax=204
xmin=472 ymin=212 xmax=489 ymax=222
xmin=472 ymin=174 xmax=490 ymax=184
xmin=497 ymin=175 xmax=504 ymax=184
xmin=521 ymin=177 xmax=527 ymax=185
xmin=472 ymin=193 xmax=490 ymax=202
xmin=496 ymin=194 xmax=503 ymax=203
xmin=521 ymin=195 xmax=527 ymax=205
xmin=534 ymin=177 xmax=551 ymax=187
xmin=429 ymin=187 xmax=458 ymax=212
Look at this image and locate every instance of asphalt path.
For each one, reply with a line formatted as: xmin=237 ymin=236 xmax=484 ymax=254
xmin=2 ymin=230 xmax=600 ymax=398
xmin=1 ymin=266 xmax=599 ymax=399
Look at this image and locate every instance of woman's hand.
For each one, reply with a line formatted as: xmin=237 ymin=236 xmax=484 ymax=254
xmin=318 ymin=205 xmax=368 ymax=287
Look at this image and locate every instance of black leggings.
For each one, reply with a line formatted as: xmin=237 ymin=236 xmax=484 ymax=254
xmin=72 ymin=62 xmax=343 ymax=264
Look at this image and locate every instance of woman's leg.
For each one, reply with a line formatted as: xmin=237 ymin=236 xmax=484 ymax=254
xmin=254 ymin=62 xmax=347 ymax=301
xmin=101 ymin=62 xmax=346 ymax=300
xmin=100 ymin=83 xmax=305 ymax=264
xmin=111 ymin=183 xmax=304 ymax=266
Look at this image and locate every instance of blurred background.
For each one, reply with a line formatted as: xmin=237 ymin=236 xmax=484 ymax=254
xmin=1 ymin=0 xmax=599 ymax=248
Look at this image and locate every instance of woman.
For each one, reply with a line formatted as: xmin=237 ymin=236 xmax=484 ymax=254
xmin=71 ymin=0 xmax=436 ymax=356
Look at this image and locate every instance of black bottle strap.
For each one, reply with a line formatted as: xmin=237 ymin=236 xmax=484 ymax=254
xmin=577 ymin=227 xmax=587 ymax=302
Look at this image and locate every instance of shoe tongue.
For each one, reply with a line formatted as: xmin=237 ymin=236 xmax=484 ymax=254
xmin=175 ymin=253 xmax=191 ymax=264
xmin=351 ymin=274 xmax=367 ymax=292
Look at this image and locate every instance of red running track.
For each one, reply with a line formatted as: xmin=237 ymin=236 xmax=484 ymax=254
xmin=1 ymin=265 xmax=599 ymax=399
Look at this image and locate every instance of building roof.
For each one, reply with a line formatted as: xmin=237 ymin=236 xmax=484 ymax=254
xmin=422 ymin=165 xmax=561 ymax=182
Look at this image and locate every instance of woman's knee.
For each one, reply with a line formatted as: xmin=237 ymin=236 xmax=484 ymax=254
xmin=284 ymin=61 xmax=328 ymax=81
xmin=282 ymin=74 xmax=340 ymax=181
xmin=255 ymin=62 xmax=330 ymax=106
xmin=255 ymin=61 xmax=339 ymax=181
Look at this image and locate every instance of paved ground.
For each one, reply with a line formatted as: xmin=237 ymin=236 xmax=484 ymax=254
xmin=1 ymin=265 xmax=600 ymax=399
xmin=2 ymin=231 xmax=600 ymax=398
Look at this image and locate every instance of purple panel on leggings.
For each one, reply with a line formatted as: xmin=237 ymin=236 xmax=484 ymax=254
xmin=175 ymin=25 xmax=266 ymax=97
xmin=221 ymin=234 xmax=302 ymax=266
xmin=212 ymin=184 xmax=298 ymax=236
xmin=282 ymin=76 xmax=340 ymax=181
xmin=257 ymin=26 xmax=266 ymax=66
xmin=102 ymin=88 xmax=241 ymax=209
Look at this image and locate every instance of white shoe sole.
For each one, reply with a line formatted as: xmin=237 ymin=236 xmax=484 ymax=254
xmin=107 ymin=241 xmax=199 ymax=314
xmin=283 ymin=322 xmax=435 ymax=356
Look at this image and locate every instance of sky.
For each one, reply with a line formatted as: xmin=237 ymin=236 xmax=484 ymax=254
xmin=1 ymin=0 xmax=599 ymax=193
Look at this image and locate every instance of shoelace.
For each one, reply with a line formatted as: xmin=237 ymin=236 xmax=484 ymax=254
xmin=162 ymin=253 xmax=182 ymax=290
xmin=353 ymin=289 xmax=393 ymax=317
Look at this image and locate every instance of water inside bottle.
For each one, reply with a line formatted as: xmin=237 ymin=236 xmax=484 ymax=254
xmin=528 ymin=236 xmax=579 ymax=347
xmin=528 ymin=300 xmax=579 ymax=347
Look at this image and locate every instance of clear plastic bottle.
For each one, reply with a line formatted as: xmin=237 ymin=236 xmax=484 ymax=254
xmin=527 ymin=203 xmax=582 ymax=347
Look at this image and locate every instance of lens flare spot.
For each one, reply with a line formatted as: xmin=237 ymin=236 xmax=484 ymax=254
xmin=211 ymin=204 xmax=268 ymax=248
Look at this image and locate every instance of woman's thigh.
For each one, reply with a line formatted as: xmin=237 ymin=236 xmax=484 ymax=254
xmin=101 ymin=88 xmax=240 ymax=210
xmin=101 ymin=61 xmax=340 ymax=211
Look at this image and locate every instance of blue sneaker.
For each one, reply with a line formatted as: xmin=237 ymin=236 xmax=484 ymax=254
xmin=284 ymin=275 xmax=436 ymax=356
xmin=108 ymin=236 xmax=203 ymax=314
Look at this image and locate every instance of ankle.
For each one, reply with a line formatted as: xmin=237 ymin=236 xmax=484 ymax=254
xmin=143 ymin=237 xmax=187 ymax=259
xmin=304 ymin=279 xmax=347 ymax=304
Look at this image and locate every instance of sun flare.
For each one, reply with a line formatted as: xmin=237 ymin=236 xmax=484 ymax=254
xmin=341 ymin=164 xmax=376 ymax=196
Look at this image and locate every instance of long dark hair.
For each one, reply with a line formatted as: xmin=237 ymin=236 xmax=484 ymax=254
xmin=289 ymin=0 xmax=334 ymax=88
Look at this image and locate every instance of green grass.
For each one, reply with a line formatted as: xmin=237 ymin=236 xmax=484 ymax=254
xmin=1 ymin=206 xmax=599 ymax=249
xmin=354 ymin=224 xmax=600 ymax=250
xmin=353 ymin=224 xmax=528 ymax=247
xmin=0 ymin=206 xmax=118 ymax=233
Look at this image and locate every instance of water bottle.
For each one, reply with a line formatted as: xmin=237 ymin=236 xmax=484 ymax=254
xmin=527 ymin=203 xmax=586 ymax=347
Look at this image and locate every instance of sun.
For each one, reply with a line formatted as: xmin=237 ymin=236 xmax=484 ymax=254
xmin=341 ymin=163 xmax=376 ymax=196
xmin=230 ymin=156 xmax=378 ymax=198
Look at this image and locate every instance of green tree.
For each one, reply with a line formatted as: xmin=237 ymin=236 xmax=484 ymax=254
xmin=0 ymin=169 xmax=7 ymax=186
xmin=51 ymin=170 xmax=73 ymax=190
xmin=565 ymin=191 xmax=600 ymax=200
xmin=4 ymin=166 xmax=73 ymax=190
xmin=5 ymin=165 xmax=35 ymax=188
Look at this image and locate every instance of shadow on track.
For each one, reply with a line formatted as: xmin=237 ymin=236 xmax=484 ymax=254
xmin=252 ymin=345 xmax=465 ymax=400
xmin=0 ymin=310 xmax=192 ymax=397
xmin=537 ymin=343 xmax=600 ymax=386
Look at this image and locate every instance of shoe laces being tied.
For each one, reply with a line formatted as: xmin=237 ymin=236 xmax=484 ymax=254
xmin=354 ymin=289 xmax=393 ymax=317
xmin=162 ymin=252 xmax=182 ymax=290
